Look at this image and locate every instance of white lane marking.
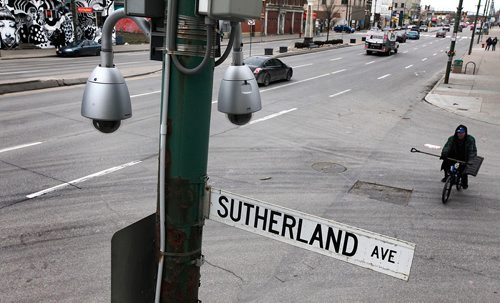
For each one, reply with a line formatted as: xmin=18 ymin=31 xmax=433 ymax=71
xmin=377 ymin=74 xmax=391 ymax=80
xmin=329 ymin=89 xmax=352 ymax=98
xmin=131 ymin=90 xmax=161 ymax=98
xmin=116 ymin=61 xmax=143 ymax=66
xmin=212 ymin=100 xmax=218 ymax=104
xmin=330 ymin=57 xmax=343 ymax=61
xmin=405 ymin=65 xmax=413 ymax=69
xmin=422 ymin=58 xmax=428 ymax=61
xmin=292 ymin=63 xmax=313 ymax=68
xmin=331 ymin=69 xmax=347 ymax=75
xmin=26 ymin=160 xmax=142 ymax=199
xmin=424 ymin=143 xmax=441 ymax=149
xmin=365 ymin=60 xmax=376 ymax=65
xmin=260 ymin=73 xmax=330 ymax=92
xmin=433 ymin=53 xmax=437 ymax=56
xmin=0 ymin=142 xmax=43 ymax=154
xmin=0 ymin=69 xmax=45 ymax=75
xmin=403 ymin=51 xmax=409 ymax=53
xmin=247 ymin=108 xmax=297 ymax=126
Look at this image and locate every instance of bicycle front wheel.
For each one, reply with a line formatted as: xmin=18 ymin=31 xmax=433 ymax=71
xmin=442 ymin=176 xmax=453 ymax=204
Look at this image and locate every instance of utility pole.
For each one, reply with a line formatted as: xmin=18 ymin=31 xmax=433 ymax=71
xmin=158 ymin=0 xmax=213 ymax=301
xmin=477 ymin=0 xmax=490 ymax=43
xmin=445 ymin=0 xmax=464 ymax=84
xmin=469 ymin=0 xmax=482 ymax=54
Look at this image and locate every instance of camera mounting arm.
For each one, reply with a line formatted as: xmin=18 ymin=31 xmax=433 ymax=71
xmin=100 ymin=8 xmax=150 ymax=68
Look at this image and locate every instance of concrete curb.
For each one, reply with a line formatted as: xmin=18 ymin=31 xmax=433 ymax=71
xmin=0 ymin=69 xmax=162 ymax=95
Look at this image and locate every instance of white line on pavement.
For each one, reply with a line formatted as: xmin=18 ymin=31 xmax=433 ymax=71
xmin=330 ymin=57 xmax=343 ymax=61
xmin=0 ymin=70 xmax=45 ymax=75
xmin=246 ymin=108 xmax=297 ymax=126
xmin=0 ymin=142 xmax=43 ymax=154
xmin=377 ymin=74 xmax=391 ymax=80
xmin=212 ymin=100 xmax=218 ymax=104
xmin=405 ymin=65 xmax=413 ymax=69
xmin=292 ymin=63 xmax=313 ymax=68
xmin=329 ymin=89 xmax=352 ymax=98
xmin=365 ymin=60 xmax=375 ymax=65
xmin=331 ymin=69 xmax=347 ymax=75
xmin=26 ymin=160 xmax=142 ymax=199
xmin=433 ymin=53 xmax=437 ymax=56
xmin=422 ymin=58 xmax=428 ymax=61
xmin=131 ymin=90 xmax=161 ymax=98
xmin=260 ymin=73 xmax=330 ymax=92
xmin=403 ymin=51 xmax=409 ymax=53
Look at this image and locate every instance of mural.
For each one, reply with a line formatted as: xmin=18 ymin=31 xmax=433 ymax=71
xmin=0 ymin=0 xmax=114 ymax=49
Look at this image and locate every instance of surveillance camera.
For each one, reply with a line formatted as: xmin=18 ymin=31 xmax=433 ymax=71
xmin=218 ymin=65 xmax=261 ymax=126
xmin=92 ymin=120 xmax=121 ymax=133
xmin=81 ymin=66 xmax=132 ymax=133
xmin=227 ymin=113 xmax=252 ymax=125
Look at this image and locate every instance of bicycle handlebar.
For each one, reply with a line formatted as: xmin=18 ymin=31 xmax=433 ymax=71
xmin=410 ymin=147 xmax=466 ymax=164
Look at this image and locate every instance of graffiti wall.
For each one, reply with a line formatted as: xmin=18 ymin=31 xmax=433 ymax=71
xmin=0 ymin=0 xmax=114 ymax=49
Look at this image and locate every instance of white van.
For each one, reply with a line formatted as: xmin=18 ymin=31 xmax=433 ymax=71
xmin=365 ymin=31 xmax=399 ymax=55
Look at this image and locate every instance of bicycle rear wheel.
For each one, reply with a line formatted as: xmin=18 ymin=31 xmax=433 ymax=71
xmin=442 ymin=176 xmax=453 ymax=204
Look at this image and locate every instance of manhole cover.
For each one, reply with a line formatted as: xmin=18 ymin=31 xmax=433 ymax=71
xmin=312 ymin=162 xmax=346 ymax=174
xmin=348 ymin=180 xmax=412 ymax=206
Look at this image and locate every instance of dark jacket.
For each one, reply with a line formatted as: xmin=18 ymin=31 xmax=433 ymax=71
xmin=441 ymin=125 xmax=477 ymax=171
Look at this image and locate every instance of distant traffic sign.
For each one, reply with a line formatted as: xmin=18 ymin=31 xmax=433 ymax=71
xmin=247 ymin=19 xmax=255 ymax=26
xmin=208 ymin=188 xmax=415 ymax=281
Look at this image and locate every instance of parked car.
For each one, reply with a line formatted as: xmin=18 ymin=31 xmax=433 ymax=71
xmin=406 ymin=30 xmax=420 ymax=40
xmin=56 ymin=40 xmax=101 ymax=57
xmin=334 ymin=25 xmax=355 ymax=33
xmin=396 ymin=31 xmax=407 ymax=43
xmin=420 ymin=25 xmax=428 ymax=32
xmin=243 ymin=56 xmax=293 ymax=86
xmin=443 ymin=24 xmax=451 ymax=31
xmin=436 ymin=30 xmax=446 ymax=38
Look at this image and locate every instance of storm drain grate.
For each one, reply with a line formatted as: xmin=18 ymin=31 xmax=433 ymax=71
xmin=312 ymin=162 xmax=347 ymax=174
xmin=348 ymin=180 xmax=413 ymax=206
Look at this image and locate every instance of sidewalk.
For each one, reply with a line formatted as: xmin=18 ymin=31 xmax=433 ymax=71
xmin=425 ymin=27 xmax=500 ymax=126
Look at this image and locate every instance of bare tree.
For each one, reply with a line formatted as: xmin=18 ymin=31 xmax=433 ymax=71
xmin=325 ymin=1 xmax=340 ymax=41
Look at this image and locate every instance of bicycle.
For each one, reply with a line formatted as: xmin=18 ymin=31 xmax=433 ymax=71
xmin=441 ymin=160 xmax=466 ymax=204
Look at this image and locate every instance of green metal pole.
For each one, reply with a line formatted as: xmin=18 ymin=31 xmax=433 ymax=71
xmin=444 ymin=0 xmax=464 ymax=84
xmin=469 ymin=0 xmax=482 ymax=54
xmin=159 ymin=0 xmax=213 ymax=301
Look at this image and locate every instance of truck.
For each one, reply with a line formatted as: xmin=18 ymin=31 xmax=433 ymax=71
xmin=365 ymin=31 xmax=399 ymax=55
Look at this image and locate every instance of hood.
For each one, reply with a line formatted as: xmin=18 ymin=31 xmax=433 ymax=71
xmin=454 ymin=124 xmax=468 ymax=139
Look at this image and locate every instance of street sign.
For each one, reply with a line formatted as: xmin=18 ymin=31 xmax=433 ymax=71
xmin=208 ymin=188 xmax=415 ymax=281
xmin=248 ymin=19 xmax=255 ymax=26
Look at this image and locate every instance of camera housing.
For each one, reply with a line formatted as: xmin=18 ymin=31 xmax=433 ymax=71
xmin=81 ymin=66 xmax=132 ymax=133
xmin=218 ymin=65 xmax=261 ymax=125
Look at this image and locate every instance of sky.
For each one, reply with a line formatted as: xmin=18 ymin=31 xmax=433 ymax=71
xmin=420 ymin=0 xmax=495 ymax=14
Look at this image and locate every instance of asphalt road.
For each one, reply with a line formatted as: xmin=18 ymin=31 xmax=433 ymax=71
xmin=1 ymin=31 xmax=499 ymax=302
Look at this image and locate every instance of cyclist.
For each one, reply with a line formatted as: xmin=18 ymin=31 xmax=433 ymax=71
xmin=440 ymin=125 xmax=477 ymax=189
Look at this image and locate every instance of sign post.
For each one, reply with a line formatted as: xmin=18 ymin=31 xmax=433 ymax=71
xmin=248 ymin=19 xmax=255 ymax=57
xmin=208 ymin=188 xmax=415 ymax=281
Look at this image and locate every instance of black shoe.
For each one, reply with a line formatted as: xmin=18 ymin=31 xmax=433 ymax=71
xmin=462 ymin=184 xmax=468 ymax=190
xmin=441 ymin=177 xmax=447 ymax=182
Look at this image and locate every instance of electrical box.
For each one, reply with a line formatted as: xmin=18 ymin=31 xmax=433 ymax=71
xmin=125 ymin=0 xmax=164 ymax=18
xmin=198 ymin=0 xmax=262 ymax=21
